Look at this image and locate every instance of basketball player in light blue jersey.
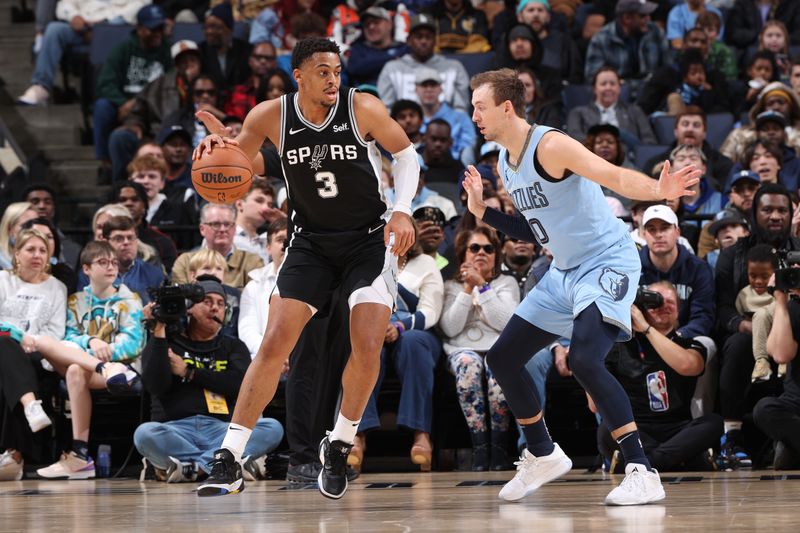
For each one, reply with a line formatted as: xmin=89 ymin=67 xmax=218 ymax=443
xmin=463 ymin=69 xmax=702 ymax=506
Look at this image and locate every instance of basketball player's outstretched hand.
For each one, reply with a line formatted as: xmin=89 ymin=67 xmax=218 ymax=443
xmin=385 ymin=211 xmax=415 ymax=257
xmin=195 ymin=110 xmax=232 ymax=138
xmin=464 ymin=165 xmax=487 ymax=218
xmin=657 ymin=160 xmax=702 ymax=200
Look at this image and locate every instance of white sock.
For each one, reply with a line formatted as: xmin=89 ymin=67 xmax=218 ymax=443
xmin=328 ymin=413 xmax=360 ymax=445
xmin=724 ymin=421 xmax=742 ymax=434
xmin=221 ymin=423 xmax=252 ymax=463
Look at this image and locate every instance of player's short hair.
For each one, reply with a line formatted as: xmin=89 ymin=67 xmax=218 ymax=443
xmin=127 ymin=154 xmax=167 ymax=179
xmin=80 ymin=240 xmax=117 ymax=267
xmin=267 ymin=217 xmax=288 ymax=243
xmin=189 ymin=248 xmax=228 ymax=273
xmin=102 ymin=215 xmax=137 ymax=239
xmin=470 ymin=68 xmax=526 ymax=118
xmin=747 ymin=243 xmax=779 ymax=269
xmin=291 ymin=37 xmax=341 ymax=70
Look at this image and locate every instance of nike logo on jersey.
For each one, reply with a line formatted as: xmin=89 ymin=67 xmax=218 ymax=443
xmin=289 ymin=127 xmax=306 ymax=135
xmin=368 ymin=223 xmax=385 ymax=234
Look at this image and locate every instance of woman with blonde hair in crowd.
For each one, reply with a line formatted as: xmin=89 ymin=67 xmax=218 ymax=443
xmin=439 ymin=226 xmax=520 ymax=471
xmin=0 ymin=202 xmax=38 ymax=269
xmin=0 ymin=229 xmax=67 ymax=481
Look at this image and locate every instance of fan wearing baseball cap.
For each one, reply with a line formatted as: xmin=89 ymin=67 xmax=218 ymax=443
xmin=639 ymin=205 xmax=716 ymax=341
xmin=584 ymin=0 xmax=669 ymax=83
xmin=107 ymin=39 xmax=204 ymax=183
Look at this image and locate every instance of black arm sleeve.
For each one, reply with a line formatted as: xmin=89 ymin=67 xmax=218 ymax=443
xmin=482 ymin=207 xmax=537 ymax=244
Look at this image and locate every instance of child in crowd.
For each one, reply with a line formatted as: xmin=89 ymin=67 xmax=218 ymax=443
xmin=734 ymin=245 xmax=783 ymax=382
xmin=758 ymin=21 xmax=791 ymax=82
xmin=743 ymin=51 xmax=779 ymax=112
xmin=696 ymin=10 xmax=737 ymax=80
xmin=35 ymin=241 xmax=145 ymax=479
xmin=668 ymin=49 xmax=717 ymax=115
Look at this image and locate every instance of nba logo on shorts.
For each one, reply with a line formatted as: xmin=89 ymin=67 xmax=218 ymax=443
xmin=646 ymin=371 xmax=669 ymax=412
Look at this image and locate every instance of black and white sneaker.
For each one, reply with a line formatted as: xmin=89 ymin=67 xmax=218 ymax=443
xmin=318 ymin=433 xmax=353 ymax=499
xmin=242 ymin=454 xmax=267 ymax=481
xmin=197 ymin=449 xmax=244 ymax=497
xmin=166 ymin=456 xmax=198 ymax=483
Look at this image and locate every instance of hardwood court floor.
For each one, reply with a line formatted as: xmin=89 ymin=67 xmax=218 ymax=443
xmin=2 ymin=469 xmax=800 ymax=532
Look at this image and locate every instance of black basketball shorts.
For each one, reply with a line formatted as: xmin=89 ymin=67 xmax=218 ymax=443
xmin=275 ymin=221 xmax=397 ymax=313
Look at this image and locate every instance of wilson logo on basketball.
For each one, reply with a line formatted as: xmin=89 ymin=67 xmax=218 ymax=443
xmin=201 ymin=172 xmax=243 ymax=184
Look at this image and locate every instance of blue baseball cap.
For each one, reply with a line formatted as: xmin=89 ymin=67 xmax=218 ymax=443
xmin=137 ymin=4 xmax=166 ymax=30
xmin=730 ymin=169 xmax=761 ymax=188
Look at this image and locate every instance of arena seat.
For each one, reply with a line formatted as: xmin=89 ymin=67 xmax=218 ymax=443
xmin=651 ymin=115 xmax=676 ymax=145
xmin=706 ymin=112 xmax=735 ymax=150
xmin=634 ymin=144 xmax=669 ymax=172
xmin=443 ymin=52 xmax=494 ymax=79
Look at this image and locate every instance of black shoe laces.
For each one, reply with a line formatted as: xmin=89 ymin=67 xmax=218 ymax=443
xmin=324 ymin=440 xmax=353 ymax=474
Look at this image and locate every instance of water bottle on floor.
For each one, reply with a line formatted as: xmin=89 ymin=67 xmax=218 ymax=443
xmin=96 ymin=445 xmax=111 ymax=478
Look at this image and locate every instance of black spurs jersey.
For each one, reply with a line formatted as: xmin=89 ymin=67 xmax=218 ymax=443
xmin=278 ymin=87 xmax=388 ymax=233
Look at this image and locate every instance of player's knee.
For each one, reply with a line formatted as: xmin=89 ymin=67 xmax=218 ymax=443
xmin=567 ymin=348 xmax=602 ymax=380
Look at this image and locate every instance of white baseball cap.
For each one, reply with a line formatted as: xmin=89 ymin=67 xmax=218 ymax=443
xmin=642 ymin=204 xmax=678 ymax=227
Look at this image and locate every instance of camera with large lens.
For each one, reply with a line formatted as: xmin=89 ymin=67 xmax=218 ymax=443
xmin=773 ymin=250 xmax=800 ymax=293
xmin=148 ymin=283 xmax=206 ymax=325
xmin=634 ymin=286 xmax=664 ymax=310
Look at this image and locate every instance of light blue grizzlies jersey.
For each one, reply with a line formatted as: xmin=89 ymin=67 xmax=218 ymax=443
xmin=498 ymin=125 xmax=629 ymax=271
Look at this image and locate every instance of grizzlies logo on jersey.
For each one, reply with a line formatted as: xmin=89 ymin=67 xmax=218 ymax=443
xmin=599 ymin=267 xmax=630 ymax=302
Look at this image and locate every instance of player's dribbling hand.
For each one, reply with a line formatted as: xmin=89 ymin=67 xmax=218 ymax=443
xmin=385 ymin=212 xmax=414 ymax=257
xmin=463 ymin=165 xmax=487 ymax=218
xmin=657 ymin=159 xmax=702 ymax=200
xmin=195 ymin=110 xmax=232 ymax=138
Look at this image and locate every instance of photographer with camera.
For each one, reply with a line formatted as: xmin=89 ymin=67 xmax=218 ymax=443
xmin=594 ymin=281 xmax=723 ymax=472
xmin=754 ymin=268 xmax=800 ymax=470
xmin=715 ymin=182 xmax=800 ymax=469
xmin=133 ymin=276 xmax=283 ymax=483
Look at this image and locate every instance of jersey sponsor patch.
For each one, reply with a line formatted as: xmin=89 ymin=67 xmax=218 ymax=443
xmin=646 ymin=370 xmax=669 ymax=412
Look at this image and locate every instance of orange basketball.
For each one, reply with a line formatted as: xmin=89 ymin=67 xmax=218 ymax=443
xmin=191 ymin=144 xmax=254 ymax=204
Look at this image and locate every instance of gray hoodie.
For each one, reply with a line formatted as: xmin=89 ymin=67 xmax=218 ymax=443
xmin=377 ymin=53 xmax=470 ymax=111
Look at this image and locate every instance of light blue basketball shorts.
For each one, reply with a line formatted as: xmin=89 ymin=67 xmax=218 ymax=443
xmin=516 ymin=232 xmax=640 ymax=341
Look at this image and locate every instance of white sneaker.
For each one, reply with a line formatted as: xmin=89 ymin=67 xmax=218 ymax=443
xmin=24 ymin=399 xmax=52 ymax=433
xmin=17 ymin=84 xmax=49 ymax=106
xmin=0 ymin=450 xmax=23 ymax=481
xmin=498 ymin=443 xmax=572 ymax=502
xmin=37 ymin=452 xmax=96 ymax=480
xmin=605 ymin=463 xmax=666 ymax=506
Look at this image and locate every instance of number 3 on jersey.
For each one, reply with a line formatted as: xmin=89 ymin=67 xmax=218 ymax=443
xmin=528 ymin=218 xmax=549 ymax=244
xmin=315 ymin=171 xmax=339 ymax=198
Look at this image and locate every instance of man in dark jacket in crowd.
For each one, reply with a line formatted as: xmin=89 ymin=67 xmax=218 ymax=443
xmin=199 ymin=2 xmax=251 ymax=94
xmin=714 ymin=182 xmax=800 ymax=469
xmin=346 ymin=7 xmax=407 ymax=87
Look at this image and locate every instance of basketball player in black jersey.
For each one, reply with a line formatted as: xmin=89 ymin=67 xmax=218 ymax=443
xmin=193 ymin=38 xmax=419 ymax=499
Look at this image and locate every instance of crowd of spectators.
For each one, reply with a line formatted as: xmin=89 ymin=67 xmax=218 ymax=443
xmin=2 ymin=0 xmax=800 ymax=482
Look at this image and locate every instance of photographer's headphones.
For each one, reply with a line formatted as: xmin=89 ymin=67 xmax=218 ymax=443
xmin=194 ymin=275 xmax=233 ymax=327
